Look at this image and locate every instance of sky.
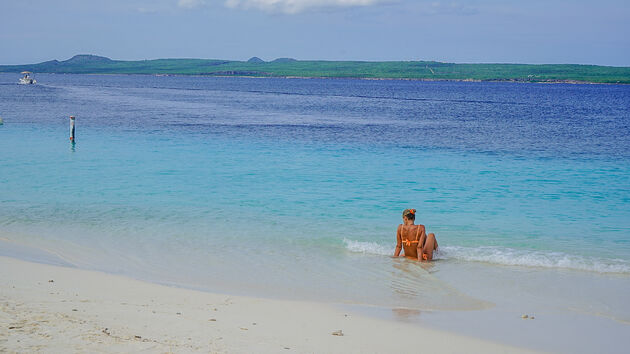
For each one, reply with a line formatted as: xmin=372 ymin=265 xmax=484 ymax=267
xmin=1 ymin=0 xmax=629 ymax=66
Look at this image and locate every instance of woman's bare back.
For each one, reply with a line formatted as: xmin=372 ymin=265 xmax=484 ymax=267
xmin=397 ymin=224 xmax=424 ymax=259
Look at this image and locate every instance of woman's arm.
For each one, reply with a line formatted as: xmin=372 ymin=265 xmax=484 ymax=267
xmin=417 ymin=225 xmax=427 ymax=261
xmin=394 ymin=225 xmax=402 ymax=257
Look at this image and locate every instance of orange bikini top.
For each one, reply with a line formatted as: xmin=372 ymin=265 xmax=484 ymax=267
xmin=401 ymin=224 xmax=421 ymax=247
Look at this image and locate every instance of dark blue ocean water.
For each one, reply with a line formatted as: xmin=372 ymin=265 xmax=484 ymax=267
xmin=1 ymin=73 xmax=629 ymax=311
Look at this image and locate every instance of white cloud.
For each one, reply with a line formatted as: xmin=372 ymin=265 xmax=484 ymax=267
xmin=178 ymin=0 xmax=206 ymax=9
xmin=224 ymin=0 xmax=383 ymax=14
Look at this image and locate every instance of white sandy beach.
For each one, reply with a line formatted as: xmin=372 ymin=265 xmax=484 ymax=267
xmin=0 ymin=256 xmax=539 ymax=353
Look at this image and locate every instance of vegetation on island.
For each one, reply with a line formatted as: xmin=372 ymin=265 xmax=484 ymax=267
xmin=2 ymin=54 xmax=629 ymax=84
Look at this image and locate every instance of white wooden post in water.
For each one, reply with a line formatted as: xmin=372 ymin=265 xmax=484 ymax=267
xmin=69 ymin=116 xmax=75 ymax=142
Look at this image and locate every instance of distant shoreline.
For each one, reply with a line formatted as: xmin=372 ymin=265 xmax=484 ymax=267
xmin=4 ymin=71 xmax=623 ymax=85
xmin=2 ymin=54 xmax=629 ymax=84
xmin=195 ymin=75 xmax=618 ymax=85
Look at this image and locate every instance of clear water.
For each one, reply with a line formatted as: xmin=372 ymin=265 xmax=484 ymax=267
xmin=1 ymin=73 xmax=629 ymax=314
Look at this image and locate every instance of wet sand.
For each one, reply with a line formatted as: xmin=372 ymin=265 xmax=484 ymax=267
xmin=0 ymin=256 xmax=538 ymax=353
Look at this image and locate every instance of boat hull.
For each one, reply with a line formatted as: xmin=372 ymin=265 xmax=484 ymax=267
xmin=19 ymin=78 xmax=36 ymax=84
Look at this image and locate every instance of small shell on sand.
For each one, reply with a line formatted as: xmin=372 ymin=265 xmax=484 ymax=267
xmin=331 ymin=330 xmax=344 ymax=336
xmin=521 ymin=314 xmax=528 ymax=319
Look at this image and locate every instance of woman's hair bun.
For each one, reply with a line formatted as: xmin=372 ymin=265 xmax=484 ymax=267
xmin=403 ymin=209 xmax=416 ymax=218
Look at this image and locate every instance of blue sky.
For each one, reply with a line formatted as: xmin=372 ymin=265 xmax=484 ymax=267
xmin=1 ymin=0 xmax=629 ymax=65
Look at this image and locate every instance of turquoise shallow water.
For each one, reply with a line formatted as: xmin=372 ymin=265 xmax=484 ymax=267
xmin=0 ymin=73 xmax=629 ymax=314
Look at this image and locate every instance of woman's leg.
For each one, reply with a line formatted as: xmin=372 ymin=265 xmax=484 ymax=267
xmin=423 ymin=233 xmax=437 ymax=260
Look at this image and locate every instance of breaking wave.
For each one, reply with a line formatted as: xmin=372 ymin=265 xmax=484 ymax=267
xmin=343 ymin=239 xmax=630 ymax=274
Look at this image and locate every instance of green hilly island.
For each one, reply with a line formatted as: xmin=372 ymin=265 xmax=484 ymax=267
xmin=2 ymin=54 xmax=629 ymax=84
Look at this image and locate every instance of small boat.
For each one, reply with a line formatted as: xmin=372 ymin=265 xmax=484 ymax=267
xmin=19 ymin=71 xmax=36 ymax=84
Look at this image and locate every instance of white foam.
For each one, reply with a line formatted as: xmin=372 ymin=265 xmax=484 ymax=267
xmin=343 ymin=239 xmax=630 ymax=274
xmin=343 ymin=238 xmax=392 ymax=256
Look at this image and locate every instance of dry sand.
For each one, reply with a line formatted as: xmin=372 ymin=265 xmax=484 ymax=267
xmin=0 ymin=256 xmax=538 ymax=353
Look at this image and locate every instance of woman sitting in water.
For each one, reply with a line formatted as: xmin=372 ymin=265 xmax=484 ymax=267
xmin=394 ymin=209 xmax=438 ymax=261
